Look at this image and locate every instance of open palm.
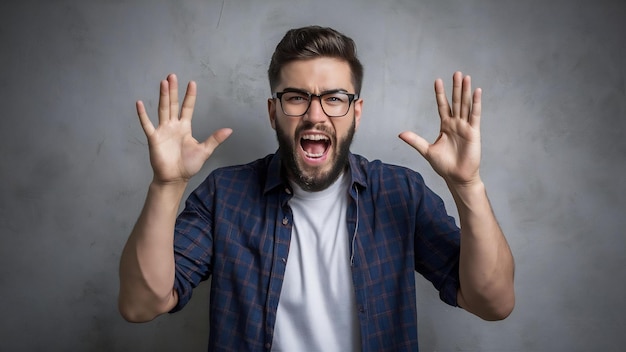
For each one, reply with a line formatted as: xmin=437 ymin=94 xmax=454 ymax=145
xmin=136 ymin=74 xmax=232 ymax=184
xmin=399 ymin=71 xmax=482 ymax=186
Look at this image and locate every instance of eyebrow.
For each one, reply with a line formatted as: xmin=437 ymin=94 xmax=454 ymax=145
xmin=281 ymin=87 xmax=350 ymax=95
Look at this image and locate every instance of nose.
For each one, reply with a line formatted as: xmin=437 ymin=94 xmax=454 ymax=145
xmin=303 ymin=96 xmax=329 ymax=123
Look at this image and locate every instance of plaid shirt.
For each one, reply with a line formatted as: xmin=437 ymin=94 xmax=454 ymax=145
xmin=172 ymin=152 xmax=461 ymax=351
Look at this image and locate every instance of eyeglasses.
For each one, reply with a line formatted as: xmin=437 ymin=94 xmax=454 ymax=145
xmin=272 ymin=89 xmax=358 ymax=117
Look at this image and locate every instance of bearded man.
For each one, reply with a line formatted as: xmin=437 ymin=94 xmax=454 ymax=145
xmin=119 ymin=25 xmax=515 ymax=352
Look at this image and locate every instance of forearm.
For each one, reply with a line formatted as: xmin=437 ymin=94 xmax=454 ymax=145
xmin=118 ymin=181 xmax=187 ymax=322
xmin=449 ymin=180 xmax=515 ymax=320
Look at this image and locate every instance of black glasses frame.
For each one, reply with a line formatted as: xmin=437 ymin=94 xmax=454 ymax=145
xmin=272 ymin=89 xmax=359 ymax=117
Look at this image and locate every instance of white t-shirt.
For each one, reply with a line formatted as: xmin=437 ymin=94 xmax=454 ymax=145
xmin=272 ymin=172 xmax=361 ymax=351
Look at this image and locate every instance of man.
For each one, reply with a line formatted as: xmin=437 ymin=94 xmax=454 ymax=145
xmin=119 ymin=26 xmax=514 ymax=351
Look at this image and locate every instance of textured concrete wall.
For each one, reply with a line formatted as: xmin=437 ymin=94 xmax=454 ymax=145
xmin=1 ymin=0 xmax=624 ymax=351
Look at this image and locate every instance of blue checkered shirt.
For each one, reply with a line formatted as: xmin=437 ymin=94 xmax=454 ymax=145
xmin=172 ymin=152 xmax=461 ymax=351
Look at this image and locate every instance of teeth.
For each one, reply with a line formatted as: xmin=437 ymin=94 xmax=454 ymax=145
xmin=301 ymin=133 xmax=329 ymax=159
xmin=304 ymin=151 xmax=324 ymax=158
xmin=302 ymin=134 xmax=329 ymax=141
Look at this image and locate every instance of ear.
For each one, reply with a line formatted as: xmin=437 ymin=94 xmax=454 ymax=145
xmin=354 ymin=98 xmax=363 ymax=130
xmin=268 ymin=98 xmax=277 ymax=130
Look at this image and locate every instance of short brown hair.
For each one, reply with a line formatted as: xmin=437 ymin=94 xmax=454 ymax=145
xmin=268 ymin=26 xmax=364 ymax=95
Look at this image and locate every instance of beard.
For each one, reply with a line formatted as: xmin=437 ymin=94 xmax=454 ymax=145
xmin=275 ymin=116 xmax=356 ymax=192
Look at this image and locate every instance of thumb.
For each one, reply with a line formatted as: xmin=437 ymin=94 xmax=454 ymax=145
xmin=203 ymin=128 xmax=233 ymax=152
xmin=398 ymin=131 xmax=430 ymax=158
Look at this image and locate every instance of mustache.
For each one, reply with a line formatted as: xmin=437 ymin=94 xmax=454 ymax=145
xmin=295 ymin=121 xmax=334 ymax=136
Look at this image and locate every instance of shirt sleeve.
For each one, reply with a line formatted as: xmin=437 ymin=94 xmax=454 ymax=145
xmin=169 ymin=176 xmax=216 ymax=313
xmin=413 ymin=175 xmax=461 ymax=307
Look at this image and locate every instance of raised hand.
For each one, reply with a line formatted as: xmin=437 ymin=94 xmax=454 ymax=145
xmin=136 ymin=74 xmax=232 ymax=184
xmin=399 ymin=71 xmax=482 ymax=187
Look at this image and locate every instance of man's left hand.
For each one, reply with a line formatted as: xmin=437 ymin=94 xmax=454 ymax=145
xmin=399 ymin=71 xmax=482 ymax=187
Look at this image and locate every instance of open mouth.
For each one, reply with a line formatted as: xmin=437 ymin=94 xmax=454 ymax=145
xmin=300 ymin=134 xmax=330 ymax=159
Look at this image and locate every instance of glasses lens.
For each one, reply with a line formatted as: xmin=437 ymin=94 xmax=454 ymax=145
xmin=280 ymin=91 xmax=310 ymax=116
xmin=321 ymin=93 xmax=351 ymax=117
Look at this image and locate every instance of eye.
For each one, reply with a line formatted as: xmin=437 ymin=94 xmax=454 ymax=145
xmin=283 ymin=92 xmax=309 ymax=104
xmin=324 ymin=94 xmax=348 ymax=105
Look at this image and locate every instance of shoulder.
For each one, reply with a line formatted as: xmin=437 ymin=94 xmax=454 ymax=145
xmin=349 ymin=153 xmax=427 ymax=189
xmin=190 ymin=154 xmax=275 ymax=200
xmin=209 ymin=154 xmax=273 ymax=182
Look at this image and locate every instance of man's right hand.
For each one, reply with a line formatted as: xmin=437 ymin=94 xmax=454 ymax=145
xmin=136 ymin=73 xmax=232 ymax=184
xmin=120 ymin=74 xmax=231 ymax=322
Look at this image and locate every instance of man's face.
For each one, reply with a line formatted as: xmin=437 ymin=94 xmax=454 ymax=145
xmin=268 ymin=57 xmax=363 ymax=192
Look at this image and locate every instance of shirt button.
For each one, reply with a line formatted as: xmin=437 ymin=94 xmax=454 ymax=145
xmin=285 ymin=187 xmax=292 ymax=195
xmin=282 ymin=217 xmax=289 ymax=225
xmin=265 ymin=342 xmax=271 ymax=349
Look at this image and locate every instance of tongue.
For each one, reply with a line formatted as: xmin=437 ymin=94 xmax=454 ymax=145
xmin=301 ymin=140 xmax=326 ymax=156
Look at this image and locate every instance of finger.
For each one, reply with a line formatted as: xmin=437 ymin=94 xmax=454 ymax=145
xmin=460 ymin=75 xmax=472 ymax=121
xmin=180 ymin=81 xmax=197 ymax=122
xmin=136 ymin=100 xmax=155 ymax=136
xmin=451 ymin=71 xmax=462 ymax=117
xmin=158 ymin=79 xmax=169 ymax=125
xmin=470 ymin=87 xmax=482 ymax=129
xmin=398 ymin=131 xmax=430 ymax=158
xmin=168 ymin=73 xmax=179 ymax=119
xmin=202 ymin=128 xmax=233 ymax=154
xmin=434 ymin=78 xmax=451 ymax=119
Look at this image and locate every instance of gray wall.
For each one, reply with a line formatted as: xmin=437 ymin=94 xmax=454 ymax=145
xmin=1 ymin=0 xmax=625 ymax=351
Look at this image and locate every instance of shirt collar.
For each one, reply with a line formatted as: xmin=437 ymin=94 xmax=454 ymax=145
xmin=263 ymin=150 xmax=368 ymax=195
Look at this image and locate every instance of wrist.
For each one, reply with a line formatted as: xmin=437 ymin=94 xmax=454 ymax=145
xmin=446 ymin=178 xmax=486 ymax=203
xmin=148 ymin=179 xmax=188 ymax=198
xmin=150 ymin=176 xmax=189 ymax=188
xmin=446 ymin=174 xmax=483 ymax=191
